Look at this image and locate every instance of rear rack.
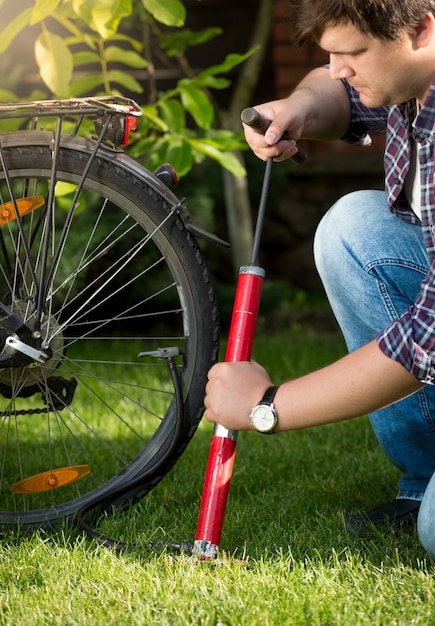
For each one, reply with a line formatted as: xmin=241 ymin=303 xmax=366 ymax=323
xmin=0 ymin=96 xmax=142 ymax=119
xmin=0 ymin=96 xmax=143 ymax=146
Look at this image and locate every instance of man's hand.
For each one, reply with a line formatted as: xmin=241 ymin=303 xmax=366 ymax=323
xmin=204 ymin=361 xmax=274 ymax=431
xmin=242 ymin=98 xmax=306 ymax=163
xmin=242 ymin=67 xmax=352 ymax=162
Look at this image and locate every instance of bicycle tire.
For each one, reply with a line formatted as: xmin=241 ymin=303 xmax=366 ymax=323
xmin=0 ymin=130 xmax=219 ymax=529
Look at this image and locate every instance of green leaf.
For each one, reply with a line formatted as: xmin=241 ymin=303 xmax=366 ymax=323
xmin=179 ymin=83 xmax=214 ymax=130
xmin=164 ymin=139 xmax=194 ymax=178
xmin=73 ymin=51 xmax=101 ymax=67
xmin=0 ymin=7 xmax=32 ymax=54
xmin=188 ymin=139 xmax=246 ymax=176
xmin=55 ymin=182 xmax=77 ymax=197
xmin=30 ymin=0 xmax=62 ymax=24
xmin=0 ymin=118 xmax=26 ymax=132
xmin=198 ymin=76 xmax=231 ymax=90
xmin=109 ymin=33 xmax=143 ymax=53
xmin=105 ymin=46 xmax=148 ymax=69
xmin=0 ymin=89 xmax=18 ymax=102
xmin=55 ymin=182 xmax=86 ymax=214
xmin=141 ymin=0 xmax=185 ymax=26
xmin=52 ymin=12 xmax=91 ymax=43
xmin=35 ymin=31 xmax=73 ymax=97
xmin=106 ymin=69 xmax=143 ymax=93
xmin=158 ymin=99 xmax=186 ymax=134
xmin=72 ymin=0 xmax=132 ymax=39
xmin=197 ymin=48 xmax=259 ymax=80
xmin=140 ymin=105 xmax=169 ymax=132
xmin=205 ymin=129 xmax=247 ymax=151
xmin=93 ymin=0 xmax=132 ymax=38
xmin=143 ymin=137 xmax=174 ymax=172
xmin=69 ymin=73 xmax=105 ymax=97
xmin=159 ymin=27 xmax=222 ymax=57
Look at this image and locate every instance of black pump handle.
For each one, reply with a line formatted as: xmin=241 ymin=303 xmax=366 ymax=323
xmin=241 ymin=107 xmax=307 ymax=164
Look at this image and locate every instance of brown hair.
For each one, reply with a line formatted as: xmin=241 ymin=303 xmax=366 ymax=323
xmin=289 ymin=0 xmax=435 ymax=45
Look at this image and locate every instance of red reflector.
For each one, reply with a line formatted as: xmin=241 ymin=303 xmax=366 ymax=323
xmin=121 ymin=111 xmax=139 ymax=145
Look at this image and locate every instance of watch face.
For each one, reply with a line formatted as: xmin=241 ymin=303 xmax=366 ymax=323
xmin=250 ymin=405 xmax=277 ymax=433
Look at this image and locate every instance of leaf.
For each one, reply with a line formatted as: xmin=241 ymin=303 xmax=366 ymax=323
xmin=141 ymin=0 xmax=185 ymax=26
xmin=73 ymin=0 xmax=132 ymax=39
xmin=93 ymin=0 xmax=132 ymax=38
xmin=73 ymin=51 xmax=101 ymax=67
xmin=107 ymin=69 xmax=143 ymax=93
xmin=0 ymin=89 xmax=18 ymax=102
xmin=158 ymin=99 xmax=185 ymax=134
xmin=205 ymin=129 xmax=247 ymax=151
xmin=198 ymin=76 xmax=231 ymax=90
xmin=188 ymin=139 xmax=246 ymax=177
xmin=35 ymin=31 xmax=73 ymax=97
xmin=179 ymin=83 xmax=214 ymax=130
xmin=140 ymin=105 xmax=169 ymax=132
xmin=164 ymin=139 xmax=193 ymax=178
xmin=105 ymin=46 xmax=148 ymax=69
xmin=30 ymin=0 xmax=62 ymax=24
xmin=55 ymin=182 xmax=77 ymax=197
xmin=159 ymin=27 xmax=222 ymax=57
xmin=0 ymin=7 xmax=32 ymax=54
xmin=0 ymin=118 xmax=25 ymax=132
xmin=197 ymin=48 xmax=259 ymax=81
xmin=52 ymin=12 xmax=91 ymax=43
xmin=110 ymin=33 xmax=143 ymax=53
xmin=69 ymin=73 xmax=105 ymax=97
xmin=143 ymin=137 xmax=174 ymax=172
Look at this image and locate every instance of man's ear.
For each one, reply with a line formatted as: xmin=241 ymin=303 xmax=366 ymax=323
xmin=413 ymin=13 xmax=435 ymax=49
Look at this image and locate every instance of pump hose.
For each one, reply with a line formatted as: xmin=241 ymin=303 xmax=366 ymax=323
xmin=76 ymin=356 xmax=194 ymax=553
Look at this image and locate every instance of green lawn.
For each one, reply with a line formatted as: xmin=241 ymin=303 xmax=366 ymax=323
xmin=1 ymin=328 xmax=435 ymax=625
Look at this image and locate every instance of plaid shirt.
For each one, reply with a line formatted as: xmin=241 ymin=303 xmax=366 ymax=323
xmin=342 ymin=80 xmax=435 ymax=384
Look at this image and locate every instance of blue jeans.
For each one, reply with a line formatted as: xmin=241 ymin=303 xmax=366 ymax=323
xmin=314 ymin=190 xmax=435 ymax=556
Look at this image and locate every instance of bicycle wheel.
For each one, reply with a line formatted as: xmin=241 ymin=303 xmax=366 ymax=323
xmin=0 ymin=130 xmax=219 ymax=529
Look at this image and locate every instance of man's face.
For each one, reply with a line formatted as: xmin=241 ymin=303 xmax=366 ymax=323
xmin=317 ymin=21 xmax=431 ymax=107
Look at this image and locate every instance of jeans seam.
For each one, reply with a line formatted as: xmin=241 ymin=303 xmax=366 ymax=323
xmin=365 ymin=259 xmax=428 ymax=324
xmin=365 ymin=258 xmax=428 ymax=275
xmin=417 ymin=388 xmax=435 ymax=432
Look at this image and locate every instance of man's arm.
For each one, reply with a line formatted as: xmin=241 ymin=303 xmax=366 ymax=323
xmin=243 ymin=67 xmax=352 ymax=162
xmin=204 ymin=340 xmax=424 ymax=432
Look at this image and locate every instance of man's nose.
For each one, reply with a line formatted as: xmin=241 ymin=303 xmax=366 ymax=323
xmin=328 ymin=55 xmax=355 ymax=81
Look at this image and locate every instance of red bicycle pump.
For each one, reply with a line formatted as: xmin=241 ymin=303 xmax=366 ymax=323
xmin=193 ymin=109 xmax=306 ymax=558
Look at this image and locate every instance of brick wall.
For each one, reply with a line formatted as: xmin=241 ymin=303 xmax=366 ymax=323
xmin=272 ymin=0 xmax=329 ymax=99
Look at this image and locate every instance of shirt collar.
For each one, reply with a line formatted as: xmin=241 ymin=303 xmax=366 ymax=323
xmin=413 ymin=81 xmax=435 ymax=142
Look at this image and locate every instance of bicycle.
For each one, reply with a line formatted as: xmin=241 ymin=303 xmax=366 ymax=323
xmin=0 ymin=96 xmax=221 ymax=530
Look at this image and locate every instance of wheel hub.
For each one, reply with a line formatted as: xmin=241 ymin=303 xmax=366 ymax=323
xmin=0 ymin=301 xmax=66 ymax=395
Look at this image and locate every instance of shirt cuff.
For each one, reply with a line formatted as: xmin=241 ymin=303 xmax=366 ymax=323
xmin=377 ymin=319 xmax=435 ymax=384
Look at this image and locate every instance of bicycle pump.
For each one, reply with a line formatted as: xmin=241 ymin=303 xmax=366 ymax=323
xmin=193 ymin=109 xmax=306 ymax=558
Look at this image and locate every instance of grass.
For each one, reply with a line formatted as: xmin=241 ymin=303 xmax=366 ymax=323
xmin=1 ymin=314 xmax=435 ymax=625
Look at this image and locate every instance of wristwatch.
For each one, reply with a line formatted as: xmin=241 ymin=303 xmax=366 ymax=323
xmin=249 ymin=385 xmax=279 ymax=434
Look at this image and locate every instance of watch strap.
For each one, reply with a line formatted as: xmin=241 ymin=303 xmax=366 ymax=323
xmin=258 ymin=385 xmax=279 ymax=406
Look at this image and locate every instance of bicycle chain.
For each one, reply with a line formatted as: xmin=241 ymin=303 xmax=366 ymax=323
xmin=3 ymin=406 xmax=53 ymax=416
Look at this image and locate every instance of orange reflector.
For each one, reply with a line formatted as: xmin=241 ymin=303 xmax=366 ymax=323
xmin=11 ymin=464 xmax=91 ymax=494
xmin=0 ymin=196 xmax=45 ymax=225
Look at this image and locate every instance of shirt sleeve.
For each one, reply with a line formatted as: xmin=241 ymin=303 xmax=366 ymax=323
xmin=339 ymin=80 xmax=389 ymax=146
xmin=377 ymin=265 xmax=435 ymax=384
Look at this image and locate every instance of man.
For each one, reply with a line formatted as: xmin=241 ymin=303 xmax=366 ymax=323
xmin=204 ymin=0 xmax=435 ymax=557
